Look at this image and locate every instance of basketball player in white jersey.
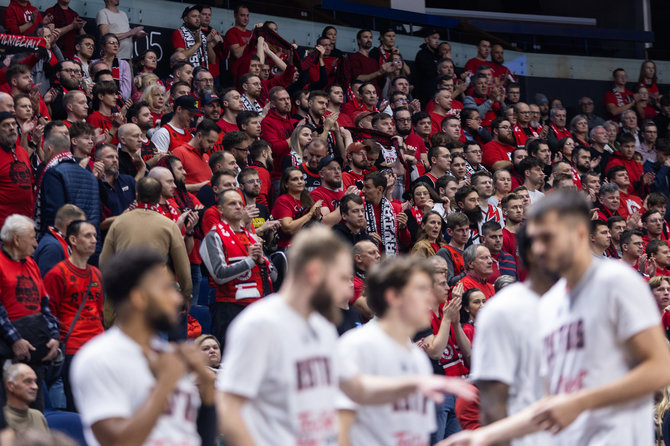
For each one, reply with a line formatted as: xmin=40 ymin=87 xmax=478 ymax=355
xmin=71 ymin=249 xmax=214 ymax=446
xmin=337 ymin=256 xmax=449 ymax=445
xmin=442 ymin=190 xmax=670 ymax=446
xmin=468 ymin=224 xmax=556 ymax=446
xmin=217 ymin=226 xmax=473 ymax=446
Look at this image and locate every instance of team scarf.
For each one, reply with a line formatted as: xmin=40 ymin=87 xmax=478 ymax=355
xmin=34 ymin=151 xmax=75 ymax=232
xmin=549 ymin=123 xmax=572 ymax=140
xmin=241 ymin=93 xmax=262 ymax=113
xmin=155 ymin=157 xmax=195 ymax=211
xmin=365 ymin=197 xmax=398 ymax=256
xmin=136 ymin=201 xmax=180 ymax=222
xmin=252 ymin=25 xmax=300 ymax=64
xmin=410 ymin=206 xmax=424 ymax=225
xmin=345 ymin=127 xmax=393 ymax=146
xmin=0 ymin=34 xmax=48 ymax=58
xmin=179 ymin=24 xmax=209 ymax=69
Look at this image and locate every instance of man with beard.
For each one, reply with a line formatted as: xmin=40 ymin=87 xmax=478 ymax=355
xmin=217 ymin=226 xmax=471 ymax=445
xmin=49 ymin=60 xmax=83 ymax=121
xmin=260 ymin=86 xmax=297 ymax=184
xmin=300 ymin=139 xmax=328 ymax=192
xmin=238 ymin=168 xmax=279 ymax=236
xmin=311 ymin=155 xmax=358 ymax=226
xmin=193 ymin=68 xmax=215 ymax=99
xmin=201 ymin=92 xmax=222 ymax=122
xmin=464 ymin=73 xmax=501 ymax=129
xmin=221 ymin=131 xmax=250 ymax=169
xmin=172 ymin=4 xmax=215 ymax=70
xmin=482 ymin=117 xmax=516 ymax=171
xmin=444 ymin=190 xmax=670 ymax=446
xmin=572 ymin=145 xmax=593 ymax=180
xmin=342 ymin=142 xmax=371 ymax=190
xmin=240 ymin=73 xmax=263 ymax=115
xmin=218 ymin=87 xmax=243 ymax=135
xmin=127 ymin=101 xmax=164 ymax=168
xmin=248 ymin=140 xmax=272 ymax=207
xmin=95 ymin=144 xmax=136 ymax=231
xmin=346 ymin=29 xmax=393 ymax=97
xmin=200 ymin=188 xmax=275 ymax=349
xmin=333 ymin=194 xmax=372 ymax=246
xmin=0 ymin=113 xmax=33 ymax=227
xmin=304 ymin=90 xmax=340 ymax=156
xmin=455 ymin=185 xmax=484 ymax=245
xmin=6 ymin=64 xmax=50 ymax=120
xmin=490 ymin=44 xmax=512 ymax=85
xmin=72 ymin=248 xmax=212 ymax=446
xmin=173 ymin=119 xmax=220 ymax=191
xmin=117 ymin=123 xmax=147 ymax=181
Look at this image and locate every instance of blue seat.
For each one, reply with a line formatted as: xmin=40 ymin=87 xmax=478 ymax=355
xmin=190 ymin=305 xmax=211 ymax=335
xmin=45 ymin=410 xmax=87 ymax=446
xmin=198 ymin=276 xmax=211 ymax=306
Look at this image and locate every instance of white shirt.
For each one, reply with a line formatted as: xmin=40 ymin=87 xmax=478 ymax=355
xmin=470 ymin=282 xmax=551 ymax=446
xmin=71 ymin=327 xmax=201 ymax=446
xmin=96 ymin=8 xmax=132 ymax=60
xmin=527 ymin=188 xmax=545 ymax=204
xmin=539 ymin=257 xmax=660 ymax=446
xmin=217 ymin=295 xmax=343 ymax=445
xmin=335 ymin=321 xmax=436 ymax=446
xmin=150 ymin=123 xmax=186 ymax=153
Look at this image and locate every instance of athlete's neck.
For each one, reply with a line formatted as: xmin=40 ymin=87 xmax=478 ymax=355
xmin=279 ymin=278 xmax=314 ymax=319
xmin=69 ymin=252 xmax=89 ymax=269
xmin=564 ymin=246 xmax=593 ymax=289
xmin=377 ymin=317 xmax=413 ymax=349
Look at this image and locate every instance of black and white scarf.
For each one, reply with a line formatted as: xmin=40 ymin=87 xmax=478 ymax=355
xmin=241 ymin=93 xmax=262 ymax=113
xmin=179 ymin=25 xmax=209 ymax=69
xmin=365 ymin=197 xmax=397 ymax=256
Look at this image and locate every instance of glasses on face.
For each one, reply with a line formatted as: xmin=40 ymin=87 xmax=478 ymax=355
xmin=648 ymin=218 xmax=664 ymax=224
xmin=518 ymin=111 xmax=531 ymax=115
xmin=106 ymin=41 xmax=119 ymax=46
xmin=246 ymin=179 xmax=262 ymax=185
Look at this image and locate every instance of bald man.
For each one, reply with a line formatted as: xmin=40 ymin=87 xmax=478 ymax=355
xmin=0 ymin=93 xmax=14 ymax=113
xmin=117 ymin=123 xmax=146 ymax=180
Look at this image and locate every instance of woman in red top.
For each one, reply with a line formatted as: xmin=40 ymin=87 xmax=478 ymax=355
xmin=271 ymin=167 xmax=322 ymax=249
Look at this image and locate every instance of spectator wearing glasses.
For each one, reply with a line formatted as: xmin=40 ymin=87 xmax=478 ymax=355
xmin=639 ymin=121 xmax=659 ymax=164
xmin=95 ymin=33 xmax=132 ymax=101
xmin=482 ymin=117 xmax=516 ymax=171
xmin=47 ymin=60 xmax=83 ymax=121
xmin=460 ymin=108 xmax=491 ymax=147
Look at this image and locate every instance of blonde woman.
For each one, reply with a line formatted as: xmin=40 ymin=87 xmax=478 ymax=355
xmin=132 ymin=72 xmax=159 ymax=103
xmin=282 ymin=124 xmax=313 ymax=171
xmin=656 ymin=386 xmax=670 ymax=445
xmin=140 ymin=83 xmax=167 ymax=128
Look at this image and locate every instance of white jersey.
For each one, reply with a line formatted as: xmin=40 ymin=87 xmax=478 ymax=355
xmin=539 ymin=257 xmax=660 ymax=446
xmin=71 ymin=327 xmax=201 ymax=446
xmin=335 ymin=321 xmax=436 ymax=446
xmin=217 ymin=295 xmax=342 ymax=445
xmin=469 ymin=282 xmax=551 ymax=446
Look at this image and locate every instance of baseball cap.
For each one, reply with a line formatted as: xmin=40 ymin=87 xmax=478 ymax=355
xmin=174 ymin=95 xmax=199 ymax=113
xmin=202 ymin=93 xmax=222 ymax=105
xmin=534 ymin=93 xmax=549 ymax=105
xmin=346 ymin=142 xmax=368 ymax=154
xmin=182 ymin=4 xmax=202 ymax=18
xmin=353 ymin=110 xmax=375 ymax=127
xmin=317 ymin=154 xmax=341 ymax=171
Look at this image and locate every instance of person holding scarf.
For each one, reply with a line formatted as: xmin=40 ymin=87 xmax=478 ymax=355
xmin=403 ymin=182 xmax=439 ymax=246
xmin=361 ymin=171 xmax=409 ymax=256
xmin=171 ymin=5 xmax=216 ymax=72
xmin=95 ymin=33 xmax=131 ymax=101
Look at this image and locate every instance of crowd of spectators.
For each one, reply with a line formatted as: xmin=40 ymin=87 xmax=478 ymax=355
xmin=0 ymin=0 xmax=670 ymax=443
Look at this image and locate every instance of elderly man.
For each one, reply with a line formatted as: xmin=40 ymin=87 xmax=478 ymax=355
xmin=3 ymin=364 xmax=48 ymax=434
xmin=458 ymin=244 xmax=495 ymax=299
xmin=0 ymin=215 xmax=61 ymax=411
xmin=117 ymin=123 xmax=146 ymax=181
xmin=0 ymin=112 xmax=33 ymax=228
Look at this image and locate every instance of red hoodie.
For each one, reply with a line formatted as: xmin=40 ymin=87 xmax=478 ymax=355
xmin=260 ymin=108 xmax=297 ymax=180
xmin=3 ymin=0 xmax=41 ymax=35
xmin=605 ymin=152 xmax=643 ymax=193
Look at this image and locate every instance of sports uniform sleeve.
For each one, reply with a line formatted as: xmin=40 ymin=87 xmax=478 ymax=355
xmin=607 ymin=264 xmax=661 ymax=342
xmin=216 ymin=314 xmax=273 ymax=398
xmin=469 ymin=299 xmax=518 ymax=385
xmin=151 ymin=128 xmax=171 ymax=153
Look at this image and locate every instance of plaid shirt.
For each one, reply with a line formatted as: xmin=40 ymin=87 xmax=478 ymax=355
xmin=0 ymin=296 xmax=60 ymax=344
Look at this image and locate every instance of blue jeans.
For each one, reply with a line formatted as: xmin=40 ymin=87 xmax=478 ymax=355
xmin=191 ymin=263 xmax=202 ymax=306
xmin=431 ymin=393 xmax=462 ymax=444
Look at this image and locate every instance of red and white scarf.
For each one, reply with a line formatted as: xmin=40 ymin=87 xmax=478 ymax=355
xmin=137 ymin=201 xmax=180 ymax=222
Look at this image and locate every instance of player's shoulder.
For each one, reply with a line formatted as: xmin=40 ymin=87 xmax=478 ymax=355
xmin=480 ymin=283 xmax=538 ymax=321
xmin=72 ymin=327 xmax=135 ymax=372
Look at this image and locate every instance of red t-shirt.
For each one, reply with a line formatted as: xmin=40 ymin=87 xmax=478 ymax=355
xmin=618 ymin=191 xmax=643 ymax=220
xmin=217 ymin=118 xmax=239 ymax=135
xmin=224 ymin=26 xmax=252 ymax=76
xmin=342 ymin=170 xmax=366 ymax=190
xmin=459 ymin=273 xmax=496 ymax=300
xmin=311 ymin=186 xmax=344 ymax=213
xmin=173 ymin=143 xmax=212 ymax=185
xmin=87 ymin=111 xmax=112 ymax=133
xmin=348 ymin=52 xmax=381 ymax=95
xmin=44 ymin=260 xmax=104 ymax=355
xmin=44 ymin=5 xmax=79 ymax=58
xmin=482 ymin=140 xmax=515 ymax=170
xmin=431 ymin=305 xmax=471 ymax=377
xmin=0 ymin=251 xmax=46 ymax=321
xmin=0 ymin=145 xmax=33 ymax=228
xmin=272 ymin=194 xmax=309 ymax=248
xmin=604 ymin=88 xmax=634 ymax=119
xmin=429 ymin=112 xmax=446 ymax=137
xmin=455 ymin=384 xmax=480 ymax=430
xmin=464 ymin=58 xmax=489 ymax=75
xmin=3 ymin=0 xmax=41 ymax=35
xmin=202 ymin=205 xmax=222 ymax=235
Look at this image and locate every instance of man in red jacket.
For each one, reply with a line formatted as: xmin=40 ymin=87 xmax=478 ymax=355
xmin=605 ymin=133 xmax=653 ymax=196
xmin=3 ymin=0 xmax=41 ymax=35
xmin=482 ymin=117 xmax=516 ymax=171
xmin=260 ymin=86 xmax=296 ymax=187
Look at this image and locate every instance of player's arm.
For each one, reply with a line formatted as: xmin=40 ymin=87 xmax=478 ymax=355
xmin=352 ymin=296 xmax=374 ymax=320
xmin=476 ymin=380 xmax=511 ymax=442
xmin=340 ymin=373 xmax=474 ymax=406
xmin=337 ymin=409 xmax=356 ymax=446
xmin=216 ymin=391 xmax=257 ymax=446
xmin=535 ymin=324 xmax=670 ymax=433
